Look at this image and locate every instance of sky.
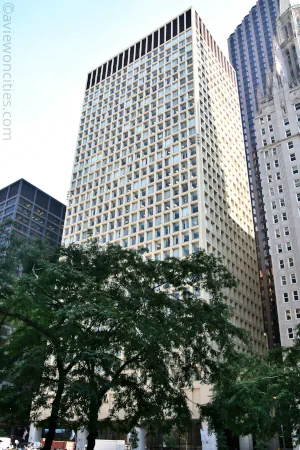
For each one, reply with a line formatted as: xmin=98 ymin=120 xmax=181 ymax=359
xmin=1 ymin=0 xmax=258 ymax=204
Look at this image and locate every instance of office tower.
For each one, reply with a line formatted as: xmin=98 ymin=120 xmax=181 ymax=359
xmin=0 ymin=178 xmax=66 ymax=246
xmin=0 ymin=179 xmax=66 ymax=341
xmin=64 ymin=8 xmax=266 ymax=356
xmin=228 ymin=0 xmax=280 ymax=348
xmin=255 ymin=0 xmax=300 ymax=347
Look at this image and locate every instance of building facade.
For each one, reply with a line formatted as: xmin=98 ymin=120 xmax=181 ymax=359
xmin=0 ymin=179 xmax=66 ymax=341
xmin=255 ymin=0 xmax=300 ymax=347
xmin=228 ymin=0 xmax=280 ymax=348
xmin=0 ymin=179 xmax=65 ymax=246
xmin=63 ymin=7 xmax=266 ymax=356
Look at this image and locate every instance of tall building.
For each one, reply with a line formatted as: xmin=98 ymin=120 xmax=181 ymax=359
xmin=255 ymin=0 xmax=300 ymax=347
xmin=0 ymin=178 xmax=66 ymax=246
xmin=228 ymin=0 xmax=280 ymax=348
xmin=0 ymin=179 xmax=66 ymax=341
xmin=63 ymin=7 xmax=266 ymax=357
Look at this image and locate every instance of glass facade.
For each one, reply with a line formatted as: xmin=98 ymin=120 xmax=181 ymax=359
xmin=0 ymin=179 xmax=66 ymax=246
xmin=228 ymin=0 xmax=280 ymax=348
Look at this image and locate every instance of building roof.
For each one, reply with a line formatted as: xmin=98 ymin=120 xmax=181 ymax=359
xmin=0 ymin=178 xmax=65 ymax=207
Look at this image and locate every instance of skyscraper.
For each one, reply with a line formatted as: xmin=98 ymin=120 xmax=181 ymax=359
xmin=0 ymin=178 xmax=66 ymax=341
xmin=63 ymin=7 xmax=266 ymax=360
xmin=255 ymin=0 xmax=300 ymax=347
xmin=0 ymin=178 xmax=66 ymax=246
xmin=228 ymin=0 xmax=280 ymax=348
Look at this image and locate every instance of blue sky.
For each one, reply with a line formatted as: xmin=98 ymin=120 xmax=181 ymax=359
xmin=1 ymin=0 xmax=257 ymax=203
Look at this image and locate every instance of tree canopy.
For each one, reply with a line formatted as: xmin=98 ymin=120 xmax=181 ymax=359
xmin=0 ymin=235 xmax=245 ymax=450
xmin=200 ymin=335 xmax=300 ymax=450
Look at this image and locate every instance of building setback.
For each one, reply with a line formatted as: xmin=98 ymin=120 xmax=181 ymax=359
xmin=228 ymin=0 xmax=281 ymax=348
xmin=255 ymin=0 xmax=300 ymax=347
xmin=0 ymin=178 xmax=66 ymax=247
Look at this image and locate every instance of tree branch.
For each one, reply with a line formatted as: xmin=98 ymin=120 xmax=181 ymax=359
xmin=0 ymin=307 xmax=55 ymax=343
xmin=97 ymin=350 xmax=144 ymax=402
xmin=0 ymin=313 xmax=7 ymax=328
xmin=101 ymin=352 xmax=124 ymax=362
xmin=32 ymin=265 xmax=60 ymax=305
xmin=64 ymin=359 xmax=78 ymax=374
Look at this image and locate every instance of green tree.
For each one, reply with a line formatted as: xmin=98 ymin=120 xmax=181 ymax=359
xmin=278 ymin=331 xmax=300 ymax=445
xmin=200 ymin=338 xmax=300 ymax=450
xmin=0 ymin=237 xmax=245 ymax=450
xmin=0 ymin=429 xmax=9 ymax=437
xmin=200 ymin=351 xmax=282 ymax=450
xmin=0 ymin=326 xmax=46 ymax=427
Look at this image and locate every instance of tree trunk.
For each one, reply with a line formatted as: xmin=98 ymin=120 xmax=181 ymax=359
xmin=87 ymin=390 xmax=100 ymax=450
xmin=42 ymin=379 xmax=65 ymax=450
xmin=87 ymin=432 xmax=98 ymax=450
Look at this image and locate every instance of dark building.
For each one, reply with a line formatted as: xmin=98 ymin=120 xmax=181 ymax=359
xmin=0 ymin=179 xmax=65 ymax=247
xmin=228 ymin=0 xmax=280 ymax=348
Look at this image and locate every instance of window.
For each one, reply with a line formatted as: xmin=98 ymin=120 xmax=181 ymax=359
xmin=268 ymin=114 xmax=271 ymax=121
xmin=273 ymin=148 xmax=277 ymax=156
xmin=182 ymin=246 xmax=189 ymax=256
xmin=287 ymin=242 xmax=292 ymax=251
xmin=286 ymin=130 xmax=292 ymax=138
xmin=280 ymin=198 xmax=286 ymax=207
xmin=266 ymin=162 xmax=271 ymax=170
xmin=282 ymin=212 xmax=288 ymax=221
xmin=268 ymin=175 xmax=273 ymax=183
xmin=265 ymin=150 xmax=269 ymax=158
xmin=291 ymin=274 xmax=297 ymax=284
xmin=288 ymin=327 xmax=294 ymax=339
xmin=270 ymin=187 xmax=275 ymax=196
xmin=294 ymin=291 xmax=299 ymax=301
xmin=292 ymin=166 xmax=299 ymax=175
xmin=284 ymin=227 xmax=290 ymax=236
xmin=274 ymin=160 xmax=279 ymax=168
xmin=273 ymin=214 xmax=279 ymax=224
xmin=276 ymin=172 xmax=281 ymax=180
xmin=279 ymin=260 xmax=285 ymax=269
xmin=282 ymin=275 xmax=287 ymax=286
xmin=271 ymin=136 xmax=275 ymax=143
xmin=277 ymin=244 xmax=283 ymax=253
xmin=263 ymin=139 xmax=268 ymax=146
xmin=297 ymin=114 xmax=300 ymax=122
xmin=286 ymin=310 xmax=292 ymax=321
xmin=182 ymin=233 xmax=189 ymax=243
xmin=283 ymin=292 xmax=289 ymax=303
xmin=290 ymin=153 xmax=296 ymax=162
xmin=173 ymin=249 xmax=179 ymax=258
xmin=295 ymin=102 xmax=300 ymax=111
xmin=275 ymin=229 xmax=281 ymax=238
xmin=272 ymin=201 xmax=277 ymax=210
xmin=297 ymin=193 xmax=300 ymax=202
xmin=289 ymin=257 xmax=295 ymax=267
xmin=295 ymin=179 xmax=300 ymax=188
xmin=284 ymin=118 xmax=290 ymax=126
xmin=296 ymin=309 xmax=300 ymax=319
xmin=261 ymin=128 xmax=266 ymax=135
xmin=269 ymin=125 xmax=274 ymax=132
xmin=278 ymin=185 xmax=284 ymax=194
xmin=182 ymin=207 xmax=189 ymax=217
xmin=288 ymin=141 xmax=294 ymax=149
xmin=260 ymin=117 xmax=264 ymax=124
